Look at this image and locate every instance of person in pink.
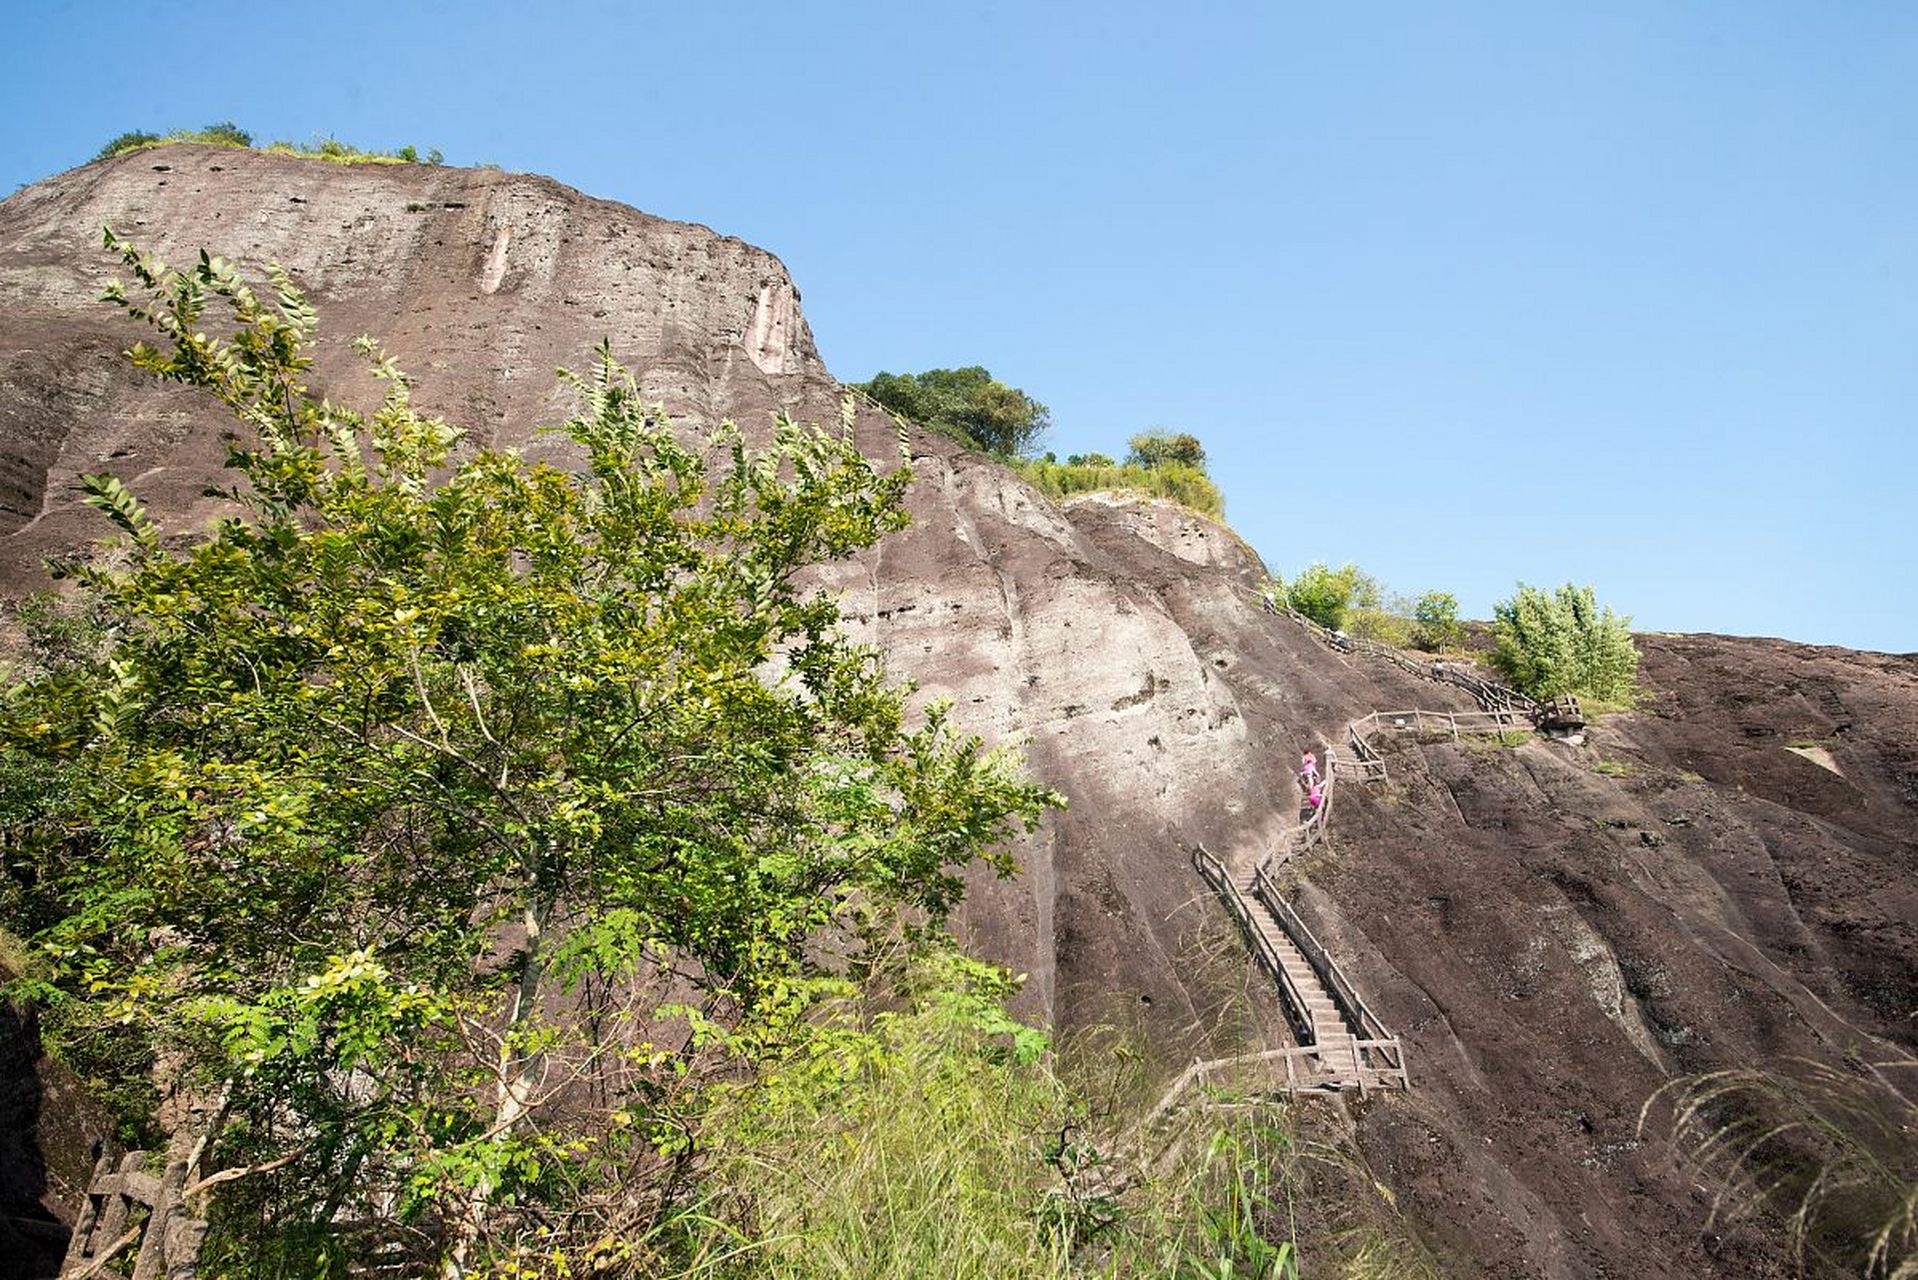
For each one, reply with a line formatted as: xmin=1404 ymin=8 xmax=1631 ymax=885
xmin=1307 ymin=781 xmax=1324 ymax=810
xmin=1300 ymin=751 xmax=1319 ymax=785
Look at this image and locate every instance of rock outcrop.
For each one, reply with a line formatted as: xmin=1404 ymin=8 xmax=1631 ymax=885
xmin=1 ymin=148 xmax=1911 ymax=1279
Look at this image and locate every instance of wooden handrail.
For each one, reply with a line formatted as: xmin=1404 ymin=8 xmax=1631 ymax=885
xmin=1192 ymin=846 xmax=1319 ymax=1046
xmin=1196 ymin=847 xmax=1409 ymax=1087
xmin=1198 ymin=841 xmax=1402 ymax=1064
xmin=1259 ymin=591 xmax=1583 ymax=730
xmin=1251 ymin=863 xmax=1396 ymax=1045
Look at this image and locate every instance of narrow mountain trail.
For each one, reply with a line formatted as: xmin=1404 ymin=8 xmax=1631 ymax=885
xmin=1177 ymin=600 xmax=1584 ymax=1104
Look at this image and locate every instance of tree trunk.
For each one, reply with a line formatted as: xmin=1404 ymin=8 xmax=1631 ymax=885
xmin=440 ymin=888 xmax=550 ymax=1279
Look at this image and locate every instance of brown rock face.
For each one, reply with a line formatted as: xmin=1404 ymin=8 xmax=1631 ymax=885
xmin=1 ymin=148 xmax=1912 ymax=1278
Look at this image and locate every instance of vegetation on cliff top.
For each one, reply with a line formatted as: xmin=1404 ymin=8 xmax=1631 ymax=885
xmin=1268 ymin=563 xmax=1643 ymax=704
xmin=1012 ymin=430 xmax=1224 ymax=519
xmin=95 ymin=122 xmax=443 ymax=166
xmin=1267 ymin=562 xmax=1453 ymax=652
xmin=858 ymin=365 xmax=1050 ymax=459
xmin=1015 ymin=456 xmax=1223 ymax=520
xmin=858 ymin=367 xmax=1226 ymax=519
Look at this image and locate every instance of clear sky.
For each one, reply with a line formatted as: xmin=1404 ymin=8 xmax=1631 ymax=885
xmin=4 ymin=1 xmax=1913 ymax=651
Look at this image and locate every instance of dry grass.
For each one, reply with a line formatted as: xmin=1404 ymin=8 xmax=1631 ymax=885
xmin=1644 ymin=1057 xmax=1918 ymax=1276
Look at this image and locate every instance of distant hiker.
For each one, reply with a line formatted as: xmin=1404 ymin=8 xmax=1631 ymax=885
xmin=1307 ymin=781 xmax=1324 ymax=811
xmin=1300 ymin=751 xmax=1319 ymax=785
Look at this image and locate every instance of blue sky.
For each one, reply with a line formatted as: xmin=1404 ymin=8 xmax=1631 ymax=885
xmin=4 ymin=1 xmax=1913 ymax=651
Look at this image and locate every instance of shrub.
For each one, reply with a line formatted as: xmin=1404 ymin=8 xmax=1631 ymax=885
xmin=684 ymin=947 xmax=1306 ymax=1279
xmin=95 ymin=124 xmax=257 ymax=163
xmin=1411 ymin=590 xmax=1462 ymax=652
xmin=1013 ymin=457 xmax=1223 ymax=519
xmin=1019 ymin=431 xmax=1222 ymax=518
xmin=1125 ymin=430 xmax=1206 ymax=470
xmin=1346 ymin=606 xmax=1411 ymax=647
xmin=1490 ymin=582 xmax=1639 ymax=701
xmin=686 ymin=951 xmax=1076 ymax=1277
xmin=196 ymin=120 xmax=252 ymax=147
xmin=93 ymin=127 xmax=438 ymax=168
xmin=1272 ymin=562 xmax=1381 ymax=631
xmin=93 ymin=130 xmax=161 ymax=161
xmin=260 ymin=135 xmax=427 ymax=165
xmin=2 ymin=237 xmax=1057 ymax=1273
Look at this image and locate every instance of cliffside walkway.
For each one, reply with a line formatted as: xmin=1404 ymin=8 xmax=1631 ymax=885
xmin=1157 ymin=597 xmax=1581 ymax=1113
xmin=1191 ymin=838 xmax=1410 ymax=1095
xmin=1262 ymin=599 xmax=1583 ymax=782
xmin=1169 ymin=740 xmax=1409 ymax=1103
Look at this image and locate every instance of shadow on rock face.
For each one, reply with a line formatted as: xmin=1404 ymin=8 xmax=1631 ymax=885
xmin=0 ymin=996 xmax=69 ymax=1278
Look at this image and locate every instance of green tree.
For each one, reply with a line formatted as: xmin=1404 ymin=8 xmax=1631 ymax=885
xmin=1490 ymin=582 xmax=1639 ymax=701
xmin=858 ymin=367 xmax=1050 ymax=459
xmin=1411 ymin=590 xmax=1462 ymax=652
xmin=1274 ymin=562 xmax=1380 ymax=631
xmin=1124 ymin=430 xmax=1206 ymax=471
xmin=0 ymin=235 xmax=1056 ymax=1274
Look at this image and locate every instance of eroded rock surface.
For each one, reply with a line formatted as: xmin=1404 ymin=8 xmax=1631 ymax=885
xmin=1 ymin=149 xmax=1912 ymax=1278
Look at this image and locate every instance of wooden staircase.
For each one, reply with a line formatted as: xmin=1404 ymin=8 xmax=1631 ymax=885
xmin=1193 ymin=845 xmax=1409 ymax=1095
xmin=1235 ymin=867 xmax=1357 ymax=1066
xmin=1230 ymin=863 xmax=1364 ymax=1083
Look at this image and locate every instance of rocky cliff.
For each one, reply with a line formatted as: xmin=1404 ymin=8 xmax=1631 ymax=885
xmin=1 ymin=147 xmax=1911 ymax=1278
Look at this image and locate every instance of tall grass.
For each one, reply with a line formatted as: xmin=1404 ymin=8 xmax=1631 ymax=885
xmin=1013 ymin=458 xmax=1224 ymax=520
xmin=1645 ymin=1057 xmax=1918 ymax=1276
xmin=684 ymin=997 xmax=1078 ymax=1278
xmin=673 ymin=971 xmax=1303 ymax=1279
xmin=1101 ymin=1106 xmax=1300 ymax=1279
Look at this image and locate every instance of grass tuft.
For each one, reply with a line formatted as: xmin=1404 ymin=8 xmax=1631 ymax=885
xmin=1644 ymin=1057 xmax=1918 ymax=1277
